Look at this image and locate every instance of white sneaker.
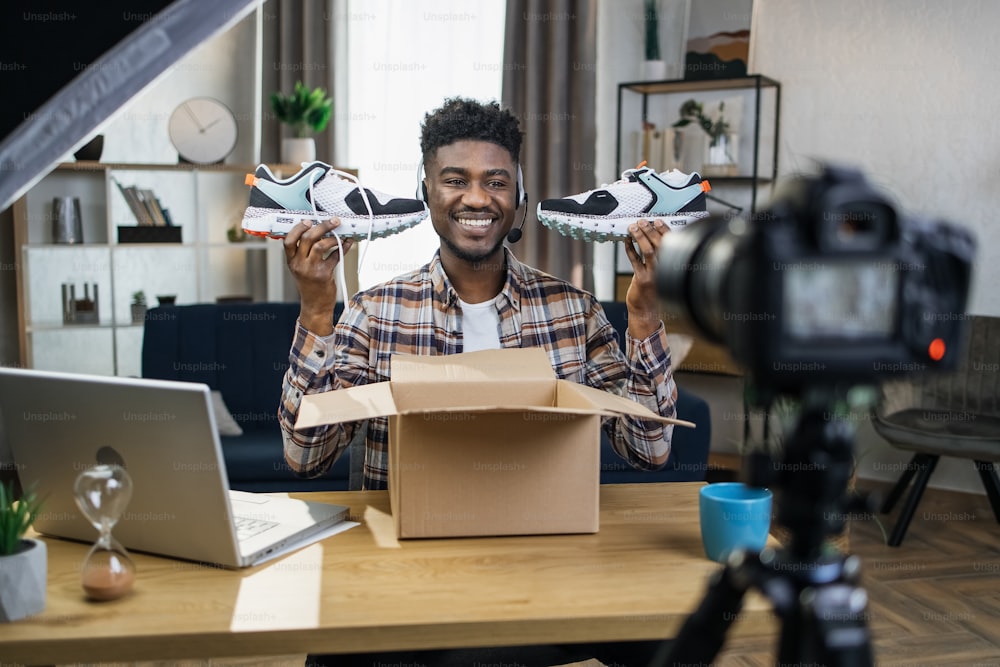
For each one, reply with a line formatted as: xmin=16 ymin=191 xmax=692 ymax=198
xmin=241 ymin=162 xmax=429 ymax=240
xmin=537 ymin=165 xmax=711 ymax=242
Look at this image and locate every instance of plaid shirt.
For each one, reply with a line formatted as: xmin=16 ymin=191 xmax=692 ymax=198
xmin=280 ymin=249 xmax=678 ymax=490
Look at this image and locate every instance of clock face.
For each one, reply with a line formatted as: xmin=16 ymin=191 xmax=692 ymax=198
xmin=167 ymin=97 xmax=238 ymax=164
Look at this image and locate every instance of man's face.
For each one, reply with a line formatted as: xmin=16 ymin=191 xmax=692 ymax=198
xmin=424 ymin=139 xmax=519 ymax=265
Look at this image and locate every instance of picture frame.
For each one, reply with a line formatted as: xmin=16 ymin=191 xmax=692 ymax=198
xmin=683 ymin=0 xmax=754 ymax=80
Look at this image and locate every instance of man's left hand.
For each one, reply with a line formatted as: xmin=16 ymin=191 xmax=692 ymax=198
xmin=623 ymin=218 xmax=668 ymax=340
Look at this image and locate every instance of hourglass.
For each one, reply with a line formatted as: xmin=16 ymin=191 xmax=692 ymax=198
xmin=74 ymin=464 xmax=136 ymax=600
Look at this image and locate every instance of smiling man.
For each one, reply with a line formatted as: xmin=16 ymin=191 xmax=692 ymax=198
xmin=278 ymin=96 xmax=680 ymax=667
xmin=278 ymin=96 xmax=678 ymax=491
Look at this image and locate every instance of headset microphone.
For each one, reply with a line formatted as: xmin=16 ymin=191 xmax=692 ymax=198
xmin=506 ymin=198 xmax=528 ymax=243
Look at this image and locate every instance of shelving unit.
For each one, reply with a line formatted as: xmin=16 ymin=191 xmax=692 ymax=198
xmin=11 ymin=161 xmax=305 ymax=376
xmin=616 ymin=74 xmax=781 ymax=213
xmin=614 ymin=74 xmax=781 ymax=297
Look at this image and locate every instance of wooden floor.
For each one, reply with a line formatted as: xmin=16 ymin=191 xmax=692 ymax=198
xmin=710 ymin=479 xmax=1000 ymax=666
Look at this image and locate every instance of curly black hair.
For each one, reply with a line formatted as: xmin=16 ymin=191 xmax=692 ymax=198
xmin=420 ymin=97 xmax=522 ymax=163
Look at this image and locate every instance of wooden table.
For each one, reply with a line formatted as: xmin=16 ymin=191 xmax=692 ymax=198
xmin=0 ymin=483 xmax=776 ymax=664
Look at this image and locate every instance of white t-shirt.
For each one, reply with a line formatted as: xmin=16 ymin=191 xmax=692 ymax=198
xmin=458 ymin=297 xmax=501 ymax=351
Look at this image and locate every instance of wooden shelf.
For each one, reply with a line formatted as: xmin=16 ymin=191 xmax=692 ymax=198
xmin=620 ymin=74 xmax=781 ymax=95
xmin=57 ymin=161 xmax=313 ymax=174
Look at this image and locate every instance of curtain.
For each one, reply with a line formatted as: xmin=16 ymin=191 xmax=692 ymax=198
xmin=502 ymin=0 xmax=597 ymax=291
xmin=260 ymin=0 xmax=337 ymax=164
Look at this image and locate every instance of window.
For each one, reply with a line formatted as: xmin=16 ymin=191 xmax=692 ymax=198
xmin=335 ymin=0 xmax=506 ymax=288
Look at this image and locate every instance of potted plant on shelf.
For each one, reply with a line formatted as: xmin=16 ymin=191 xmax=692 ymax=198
xmin=130 ymin=291 xmax=147 ymax=324
xmin=641 ymin=0 xmax=667 ymax=80
xmin=270 ymin=81 xmax=333 ymax=165
xmin=672 ymin=99 xmax=738 ymax=176
xmin=0 ymin=482 xmax=46 ymax=623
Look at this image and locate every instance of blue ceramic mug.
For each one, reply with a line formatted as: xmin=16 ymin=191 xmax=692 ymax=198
xmin=699 ymin=482 xmax=773 ymax=562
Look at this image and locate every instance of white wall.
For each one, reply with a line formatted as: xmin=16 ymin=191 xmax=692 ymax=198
xmin=752 ymin=0 xmax=1000 ymax=316
xmin=597 ymin=0 xmax=1000 ymax=493
xmin=99 ymin=13 xmax=260 ymax=164
xmin=751 ymin=0 xmax=1000 ymax=493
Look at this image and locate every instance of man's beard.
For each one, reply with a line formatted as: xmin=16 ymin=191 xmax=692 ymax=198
xmin=440 ymin=234 xmax=506 ymax=266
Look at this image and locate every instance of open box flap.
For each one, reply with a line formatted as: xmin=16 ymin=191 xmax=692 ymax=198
xmin=390 ymin=347 xmax=556 ymax=383
xmin=557 ymin=381 xmax=696 ymax=428
xmin=397 ymin=404 xmax=617 ymax=418
xmin=295 ymin=383 xmax=397 ymax=430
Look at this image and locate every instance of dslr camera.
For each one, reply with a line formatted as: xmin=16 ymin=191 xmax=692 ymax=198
xmin=656 ymin=163 xmax=976 ymax=398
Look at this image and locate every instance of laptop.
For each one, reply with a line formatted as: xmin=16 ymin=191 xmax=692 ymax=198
xmin=0 ymin=367 xmax=350 ymax=569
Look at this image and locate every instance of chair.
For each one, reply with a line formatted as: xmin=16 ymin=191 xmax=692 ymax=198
xmin=873 ymin=315 xmax=1000 ymax=546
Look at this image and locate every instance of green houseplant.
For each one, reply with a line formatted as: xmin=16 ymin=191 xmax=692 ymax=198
xmin=0 ymin=482 xmax=46 ymax=622
xmin=673 ymin=99 xmax=731 ymax=145
xmin=270 ymin=81 xmax=333 ymax=165
xmin=673 ymin=99 xmax=737 ymax=175
xmin=641 ymin=0 xmax=667 ymax=80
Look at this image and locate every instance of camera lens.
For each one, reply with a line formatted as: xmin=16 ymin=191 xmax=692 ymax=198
xmin=655 ymin=214 xmax=747 ymax=345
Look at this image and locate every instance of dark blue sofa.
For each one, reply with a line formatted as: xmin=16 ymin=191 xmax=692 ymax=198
xmin=598 ymin=301 xmax=711 ymax=483
xmin=141 ymin=302 xmax=710 ymax=491
xmin=141 ymin=302 xmax=350 ymax=492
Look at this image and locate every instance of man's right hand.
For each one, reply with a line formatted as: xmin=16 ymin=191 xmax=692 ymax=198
xmin=284 ymin=219 xmax=354 ymax=337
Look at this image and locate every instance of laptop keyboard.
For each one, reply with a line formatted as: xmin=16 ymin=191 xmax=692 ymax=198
xmin=234 ymin=515 xmax=280 ymax=541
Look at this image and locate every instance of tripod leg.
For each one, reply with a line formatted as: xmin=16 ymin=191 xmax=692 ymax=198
xmin=652 ymin=559 xmax=750 ymax=667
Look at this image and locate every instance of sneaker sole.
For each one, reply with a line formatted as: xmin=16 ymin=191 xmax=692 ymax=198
xmin=537 ymin=209 xmax=709 ymax=242
xmin=242 ymin=207 xmax=428 ymax=240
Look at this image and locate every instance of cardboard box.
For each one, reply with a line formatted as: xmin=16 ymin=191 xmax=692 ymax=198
xmin=296 ymin=348 xmax=692 ymax=538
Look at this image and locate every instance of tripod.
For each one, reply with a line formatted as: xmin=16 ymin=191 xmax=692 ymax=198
xmin=652 ymin=398 xmax=877 ymax=666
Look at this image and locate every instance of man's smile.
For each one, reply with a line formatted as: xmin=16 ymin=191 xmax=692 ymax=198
xmin=453 ymin=213 xmax=496 ymax=229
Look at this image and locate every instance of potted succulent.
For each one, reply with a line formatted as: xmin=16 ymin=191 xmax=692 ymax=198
xmin=270 ymin=81 xmax=333 ymax=165
xmin=0 ymin=482 xmax=46 ymax=622
xmin=130 ymin=291 xmax=147 ymax=324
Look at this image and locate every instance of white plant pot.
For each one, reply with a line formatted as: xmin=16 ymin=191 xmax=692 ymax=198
xmin=281 ymin=137 xmax=316 ymax=166
xmin=641 ymin=59 xmax=668 ymax=81
xmin=0 ymin=539 xmax=46 ymax=623
xmin=130 ymin=304 xmax=147 ymax=324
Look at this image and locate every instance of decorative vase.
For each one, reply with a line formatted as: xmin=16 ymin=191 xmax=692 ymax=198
xmin=641 ymin=59 xmax=668 ymax=81
xmin=73 ymin=134 xmax=104 ymax=162
xmin=702 ymin=132 xmax=739 ymax=177
xmin=281 ymin=137 xmax=316 ymax=166
xmin=0 ymin=539 xmax=47 ymax=623
xmin=51 ymin=196 xmax=84 ymax=244
xmin=130 ymin=303 xmax=147 ymax=324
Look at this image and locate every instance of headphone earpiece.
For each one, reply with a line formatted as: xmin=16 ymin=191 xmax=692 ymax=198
xmin=514 ymin=164 xmax=527 ymax=208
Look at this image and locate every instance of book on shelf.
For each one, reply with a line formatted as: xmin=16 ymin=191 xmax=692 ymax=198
xmin=112 ymin=178 xmax=171 ymax=227
xmin=139 ymin=188 xmax=167 ymax=226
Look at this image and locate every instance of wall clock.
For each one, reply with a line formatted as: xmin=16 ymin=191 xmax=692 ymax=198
xmin=167 ymin=97 xmax=238 ymax=164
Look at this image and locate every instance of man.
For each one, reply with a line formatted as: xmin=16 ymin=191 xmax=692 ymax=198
xmin=275 ymin=97 xmax=685 ymax=665
xmin=277 ymin=97 xmax=678 ymax=490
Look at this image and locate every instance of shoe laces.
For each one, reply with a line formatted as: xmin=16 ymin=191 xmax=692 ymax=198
xmin=599 ymin=162 xmax=693 ymax=189
xmin=306 ymin=167 xmax=376 ymax=307
xmin=598 ymin=161 xmax=652 ymax=189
